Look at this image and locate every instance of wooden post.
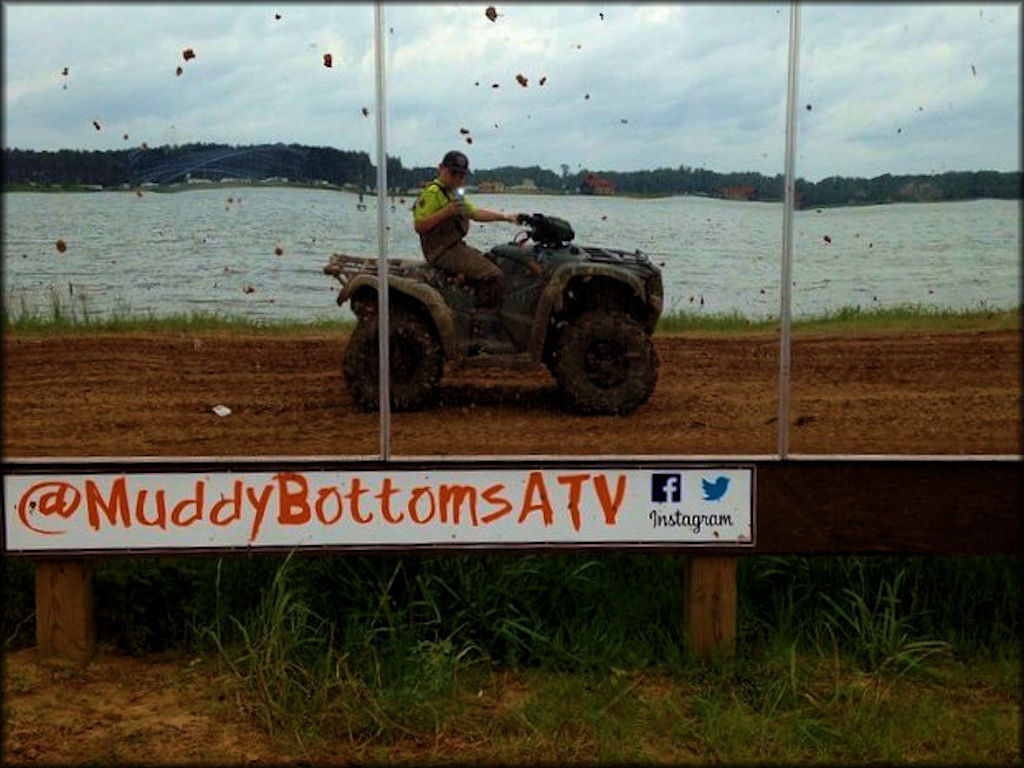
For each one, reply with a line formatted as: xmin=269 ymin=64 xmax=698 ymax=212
xmin=684 ymin=556 xmax=737 ymax=657
xmin=35 ymin=560 xmax=95 ymax=660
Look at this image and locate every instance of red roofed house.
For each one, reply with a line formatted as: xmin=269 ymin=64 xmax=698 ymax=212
xmin=722 ymin=185 xmax=756 ymax=201
xmin=580 ymin=173 xmax=615 ymax=195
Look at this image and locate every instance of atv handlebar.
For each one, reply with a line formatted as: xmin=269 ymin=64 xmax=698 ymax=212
xmin=516 ymin=213 xmax=576 ymax=247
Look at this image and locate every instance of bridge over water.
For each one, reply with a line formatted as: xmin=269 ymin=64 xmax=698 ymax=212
xmin=126 ymin=143 xmax=310 ymax=185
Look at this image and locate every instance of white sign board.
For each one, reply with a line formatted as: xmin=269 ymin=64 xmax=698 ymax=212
xmin=4 ymin=466 xmax=754 ymax=553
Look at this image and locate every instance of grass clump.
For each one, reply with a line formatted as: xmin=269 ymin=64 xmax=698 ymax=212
xmin=40 ymin=551 xmax=1010 ymax=760
xmin=3 ymin=297 xmax=353 ymax=337
xmin=3 ymin=285 xmax=355 ymax=336
xmin=790 ymin=304 xmax=1020 ymax=334
xmin=4 ymin=284 xmax=1017 ymax=337
xmin=657 ymin=304 xmax=1020 ymax=335
xmin=3 ymin=549 xmax=1019 ymax=762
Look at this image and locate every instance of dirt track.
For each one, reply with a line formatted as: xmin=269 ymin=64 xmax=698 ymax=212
xmin=3 ymin=328 xmax=1019 ymax=457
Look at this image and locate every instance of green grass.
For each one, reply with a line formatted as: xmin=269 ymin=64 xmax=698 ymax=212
xmin=2 ymin=288 xmax=353 ymax=336
xmin=656 ymin=304 xmax=1020 ymax=335
xmin=181 ymin=553 xmax=1019 ymax=762
xmin=4 ymin=553 xmax=1019 ymax=761
xmin=3 ymin=289 xmax=1018 ymax=337
xmin=0 ymin=312 xmax=355 ymax=336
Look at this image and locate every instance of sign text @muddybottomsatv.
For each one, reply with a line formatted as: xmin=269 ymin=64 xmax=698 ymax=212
xmin=4 ymin=467 xmax=754 ymax=552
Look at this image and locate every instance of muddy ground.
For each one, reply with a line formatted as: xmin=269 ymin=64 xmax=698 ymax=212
xmin=2 ymin=328 xmax=1020 ymax=457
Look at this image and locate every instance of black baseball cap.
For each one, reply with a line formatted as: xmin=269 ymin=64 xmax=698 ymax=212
xmin=441 ymin=150 xmax=469 ymax=173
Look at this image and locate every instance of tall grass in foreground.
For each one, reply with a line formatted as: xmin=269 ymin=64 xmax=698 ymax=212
xmin=4 ymin=553 xmax=1018 ymax=757
xmin=5 ymin=553 xmax=1019 ymax=665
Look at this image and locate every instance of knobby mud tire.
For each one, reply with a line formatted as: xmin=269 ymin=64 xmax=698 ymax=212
xmin=342 ymin=308 xmax=443 ymax=412
xmin=552 ymin=309 xmax=658 ymax=415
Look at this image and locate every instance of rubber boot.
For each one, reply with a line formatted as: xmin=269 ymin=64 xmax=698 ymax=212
xmin=468 ymin=309 xmax=513 ymax=355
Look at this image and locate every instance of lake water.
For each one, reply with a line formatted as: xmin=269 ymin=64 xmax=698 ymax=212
xmin=2 ymin=187 xmax=1019 ymax=323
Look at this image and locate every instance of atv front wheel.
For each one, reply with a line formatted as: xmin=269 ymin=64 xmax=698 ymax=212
xmin=552 ymin=309 xmax=658 ymax=415
xmin=343 ymin=306 xmax=443 ymax=411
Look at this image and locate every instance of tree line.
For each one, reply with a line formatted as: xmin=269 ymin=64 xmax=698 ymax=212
xmin=3 ymin=143 xmax=1020 ymax=208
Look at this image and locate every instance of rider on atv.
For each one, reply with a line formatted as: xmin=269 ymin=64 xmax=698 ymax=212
xmin=412 ymin=150 xmax=523 ymax=308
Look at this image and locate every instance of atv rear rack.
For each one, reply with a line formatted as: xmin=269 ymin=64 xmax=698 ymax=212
xmin=323 ymin=252 xmax=424 ymax=285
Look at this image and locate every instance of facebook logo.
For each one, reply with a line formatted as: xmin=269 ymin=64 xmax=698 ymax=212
xmin=651 ymin=473 xmax=683 ymax=503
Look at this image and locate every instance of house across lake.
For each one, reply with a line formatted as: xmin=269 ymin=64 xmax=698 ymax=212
xmin=580 ymin=174 xmax=615 ymax=195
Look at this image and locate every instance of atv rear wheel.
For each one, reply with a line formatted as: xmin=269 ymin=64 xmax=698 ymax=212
xmin=343 ymin=306 xmax=443 ymax=411
xmin=552 ymin=309 xmax=658 ymax=415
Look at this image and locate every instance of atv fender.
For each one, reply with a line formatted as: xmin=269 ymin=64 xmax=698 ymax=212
xmin=528 ymin=263 xmax=651 ymax=357
xmin=341 ymin=273 xmax=458 ymax=359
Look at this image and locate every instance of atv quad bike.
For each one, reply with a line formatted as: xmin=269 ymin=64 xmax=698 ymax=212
xmin=323 ymin=213 xmax=663 ymax=415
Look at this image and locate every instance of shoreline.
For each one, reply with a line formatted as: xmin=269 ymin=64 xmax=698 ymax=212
xmin=3 ymin=306 xmax=1019 ymax=338
xmin=3 ymin=183 xmax=1018 ymax=208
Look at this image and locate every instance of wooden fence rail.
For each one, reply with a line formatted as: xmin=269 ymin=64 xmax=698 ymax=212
xmin=6 ymin=457 xmax=1021 ymax=660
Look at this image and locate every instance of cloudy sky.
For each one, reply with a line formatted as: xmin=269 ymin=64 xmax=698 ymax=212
xmin=2 ymin=2 xmax=1019 ymax=181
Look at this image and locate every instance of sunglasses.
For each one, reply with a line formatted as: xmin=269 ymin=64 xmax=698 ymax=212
xmin=446 ymin=167 xmax=468 ymax=178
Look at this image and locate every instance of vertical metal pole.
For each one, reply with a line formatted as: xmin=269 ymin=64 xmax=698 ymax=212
xmin=373 ymin=1 xmax=391 ymax=460
xmin=778 ymin=2 xmax=801 ymax=459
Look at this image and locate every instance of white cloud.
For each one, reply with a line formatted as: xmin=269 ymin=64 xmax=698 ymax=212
xmin=2 ymin=2 xmax=1019 ymax=180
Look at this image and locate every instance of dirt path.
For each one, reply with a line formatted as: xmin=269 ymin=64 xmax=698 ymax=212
xmin=3 ymin=328 xmax=1020 ymax=457
xmin=3 ymin=649 xmax=282 ymax=765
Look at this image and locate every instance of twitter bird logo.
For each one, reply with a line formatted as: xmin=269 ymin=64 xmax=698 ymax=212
xmin=701 ymin=476 xmax=730 ymax=501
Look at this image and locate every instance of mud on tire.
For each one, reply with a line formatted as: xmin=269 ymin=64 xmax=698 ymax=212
xmin=552 ymin=309 xmax=658 ymax=415
xmin=343 ymin=305 xmax=443 ymax=411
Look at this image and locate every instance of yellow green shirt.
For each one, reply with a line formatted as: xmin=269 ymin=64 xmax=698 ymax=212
xmin=413 ymin=178 xmax=477 ymax=222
